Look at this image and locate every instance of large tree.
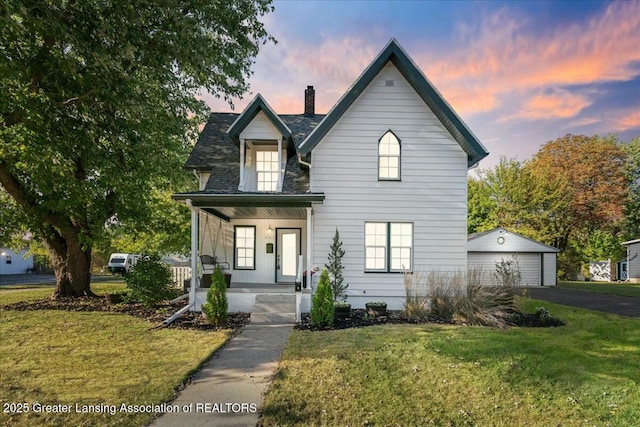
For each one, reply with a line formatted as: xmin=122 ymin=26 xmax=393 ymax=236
xmin=527 ymin=134 xmax=628 ymax=252
xmin=0 ymin=1 xmax=274 ymax=297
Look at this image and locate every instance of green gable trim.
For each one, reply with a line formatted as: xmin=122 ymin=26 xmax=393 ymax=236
xmin=298 ymin=39 xmax=489 ymax=168
xmin=227 ymin=94 xmax=294 ymax=149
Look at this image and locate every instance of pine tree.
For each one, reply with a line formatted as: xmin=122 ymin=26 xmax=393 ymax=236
xmin=201 ymin=265 xmax=228 ymax=326
xmin=326 ymin=228 xmax=348 ymax=301
xmin=310 ymin=269 xmax=334 ymax=328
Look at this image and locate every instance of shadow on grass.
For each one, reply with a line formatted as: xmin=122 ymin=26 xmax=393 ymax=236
xmin=430 ymin=300 xmax=640 ymax=388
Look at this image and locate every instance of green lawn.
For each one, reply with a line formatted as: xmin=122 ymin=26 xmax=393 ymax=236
xmin=0 ymin=285 xmax=231 ymax=427
xmin=558 ymin=280 xmax=640 ymax=298
xmin=0 ymin=282 xmax=128 ymax=305
xmin=261 ymin=299 xmax=640 ymax=426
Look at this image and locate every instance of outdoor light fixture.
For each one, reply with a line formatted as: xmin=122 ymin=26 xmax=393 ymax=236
xmin=267 ymin=225 xmax=273 ymax=234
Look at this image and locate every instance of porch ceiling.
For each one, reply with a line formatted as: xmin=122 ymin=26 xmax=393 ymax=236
xmin=203 ymin=206 xmax=307 ymax=220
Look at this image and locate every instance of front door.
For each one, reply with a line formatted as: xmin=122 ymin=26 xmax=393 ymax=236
xmin=276 ymin=228 xmax=301 ymax=283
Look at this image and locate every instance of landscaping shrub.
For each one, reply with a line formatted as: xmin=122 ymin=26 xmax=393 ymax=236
xmin=494 ymin=255 xmax=522 ymax=287
xmin=124 ymin=254 xmax=177 ymax=307
xmin=310 ymin=269 xmax=334 ymax=328
xmin=201 ymin=265 xmax=228 ymax=326
xmin=326 ymin=228 xmax=348 ymax=301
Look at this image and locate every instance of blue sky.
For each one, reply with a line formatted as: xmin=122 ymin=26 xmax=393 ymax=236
xmin=203 ymin=0 xmax=640 ymax=170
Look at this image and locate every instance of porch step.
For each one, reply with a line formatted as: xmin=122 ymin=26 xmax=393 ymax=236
xmin=250 ymin=293 xmax=296 ymax=324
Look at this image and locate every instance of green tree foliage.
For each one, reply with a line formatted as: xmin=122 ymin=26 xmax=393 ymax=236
xmin=201 ymin=265 xmax=228 ymax=326
xmin=0 ymin=1 xmax=274 ymax=297
xmin=310 ymin=269 xmax=334 ymax=328
xmin=325 ymin=228 xmax=348 ymax=301
xmin=622 ymin=137 xmax=640 ymax=239
xmin=469 ymin=134 xmax=633 ymax=279
xmin=124 ymin=255 xmax=177 ymax=308
xmin=467 ymin=177 xmax=497 ymax=234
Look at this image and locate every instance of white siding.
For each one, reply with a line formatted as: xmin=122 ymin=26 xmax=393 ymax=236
xmin=239 ymin=111 xmax=282 ymax=141
xmin=198 ymin=172 xmax=210 ymax=191
xmin=0 ymin=248 xmax=34 ymax=275
xmin=543 ymin=253 xmax=557 ymax=286
xmin=310 ymin=63 xmax=468 ymax=304
xmin=468 ymin=252 xmax=541 ymax=286
xmin=199 ymin=215 xmax=306 ymax=285
xmin=628 ymin=242 xmax=640 ymax=283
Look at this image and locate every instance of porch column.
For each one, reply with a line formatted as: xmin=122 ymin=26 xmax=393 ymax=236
xmin=187 ymin=199 xmax=198 ymax=311
xmin=277 ymin=137 xmax=283 ymax=191
xmin=239 ymin=139 xmax=245 ymax=190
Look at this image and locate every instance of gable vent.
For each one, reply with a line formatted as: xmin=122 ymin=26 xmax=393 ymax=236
xmin=385 ymin=79 xmax=394 ymax=87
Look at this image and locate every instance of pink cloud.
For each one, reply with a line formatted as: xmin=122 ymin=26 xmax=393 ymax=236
xmin=418 ymin=1 xmax=640 ymax=115
xmin=499 ymin=90 xmax=592 ymax=122
xmin=613 ymin=111 xmax=640 ymax=131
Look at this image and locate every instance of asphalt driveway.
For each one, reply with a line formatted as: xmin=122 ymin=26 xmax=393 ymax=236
xmin=528 ymin=287 xmax=640 ymax=317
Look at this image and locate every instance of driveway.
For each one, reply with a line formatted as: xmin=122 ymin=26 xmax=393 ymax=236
xmin=528 ymin=287 xmax=640 ymax=317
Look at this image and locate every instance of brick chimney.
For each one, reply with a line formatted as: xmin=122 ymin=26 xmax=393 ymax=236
xmin=304 ymin=85 xmax=315 ymax=116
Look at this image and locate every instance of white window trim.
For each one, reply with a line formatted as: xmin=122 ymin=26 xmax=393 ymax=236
xmin=256 ymin=149 xmax=279 ymax=192
xmin=378 ymin=130 xmax=401 ymax=181
xmin=234 ymin=226 xmax=256 ymax=270
xmin=364 ymin=222 xmax=413 ymax=273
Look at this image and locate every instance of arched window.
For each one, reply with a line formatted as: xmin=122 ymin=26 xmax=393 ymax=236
xmin=378 ymin=130 xmax=400 ymax=180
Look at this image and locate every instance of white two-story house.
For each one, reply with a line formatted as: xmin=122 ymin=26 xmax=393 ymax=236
xmin=174 ymin=39 xmax=489 ymax=314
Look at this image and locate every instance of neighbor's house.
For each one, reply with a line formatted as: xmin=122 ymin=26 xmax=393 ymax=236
xmin=622 ymin=239 xmax=640 ymax=283
xmin=0 ymin=248 xmax=34 ymax=275
xmin=468 ymin=228 xmax=560 ymax=286
xmin=173 ymin=39 xmax=489 ymax=313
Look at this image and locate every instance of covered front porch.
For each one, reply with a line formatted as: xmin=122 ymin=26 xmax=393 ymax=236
xmin=174 ymin=193 xmax=324 ymax=320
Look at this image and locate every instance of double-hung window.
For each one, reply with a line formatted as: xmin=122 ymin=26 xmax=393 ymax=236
xmin=256 ymin=151 xmax=278 ymax=192
xmin=365 ymin=222 xmax=413 ymax=272
xmin=378 ymin=130 xmax=400 ymax=180
xmin=234 ymin=226 xmax=255 ymax=270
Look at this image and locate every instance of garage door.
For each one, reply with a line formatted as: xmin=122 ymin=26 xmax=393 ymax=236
xmin=468 ymin=253 xmax=540 ymax=286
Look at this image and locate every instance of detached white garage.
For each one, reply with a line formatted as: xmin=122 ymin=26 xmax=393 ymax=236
xmin=468 ymin=228 xmax=560 ymax=286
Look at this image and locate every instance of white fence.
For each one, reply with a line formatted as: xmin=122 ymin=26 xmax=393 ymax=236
xmin=171 ymin=267 xmax=192 ymax=287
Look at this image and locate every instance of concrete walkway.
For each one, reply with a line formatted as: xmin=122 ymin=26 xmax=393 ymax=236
xmin=150 ymin=323 xmax=292 ymax=427
xmin=528 ymin=287 xmax=640 ymax=317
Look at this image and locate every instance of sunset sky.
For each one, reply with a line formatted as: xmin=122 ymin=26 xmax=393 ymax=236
xmin=203 ymin=0 xmax=640 ymax=170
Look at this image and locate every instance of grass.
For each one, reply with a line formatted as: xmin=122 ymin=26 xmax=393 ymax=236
xmin=558 ymin=281 xmax=640 ymax=298
xmin=0 ymin=284 xmax=231 ymax=427
xmin=261 ymin=299 xmax=640 ymax=426
xmin=0 ymin=282 xmax=128 ymax=305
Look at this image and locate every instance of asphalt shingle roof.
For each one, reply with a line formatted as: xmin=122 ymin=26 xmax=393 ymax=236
xmin=185 ymin=112 xmax=324 ymax=194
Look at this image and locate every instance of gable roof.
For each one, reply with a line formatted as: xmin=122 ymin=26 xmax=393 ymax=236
xmin=227 ymin=94 xmax=294 ymax=151
xmin=468 ymin=227 xmax=560 ymax=253
xmin=298 ymin=38 xmax=489 ymax=168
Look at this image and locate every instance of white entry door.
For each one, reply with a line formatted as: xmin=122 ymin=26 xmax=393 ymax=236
xmin=276 ymin=229 xmax=301 ymax=283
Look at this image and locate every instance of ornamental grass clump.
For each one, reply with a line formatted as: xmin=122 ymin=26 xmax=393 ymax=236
xmin=404 ymin=267 xmax=518 ymax=328
xmin=124 ymin=254 xmax=177 ymax=307
xmin=310 ymin=269 xmax=334 ymax=328
xmin=201 ymin=265 xmax=228 ymax=326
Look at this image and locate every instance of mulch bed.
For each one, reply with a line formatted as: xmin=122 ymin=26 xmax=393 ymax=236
xmin=1 ymin=296 xmax=250 ymax=331
xmin=2 ymin=297 xmax=563 ymax=332
xmin=296 ymin=308 xmax=564 ymax=331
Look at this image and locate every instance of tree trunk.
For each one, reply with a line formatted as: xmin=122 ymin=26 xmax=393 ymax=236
xmin=45 ymin=232 xmax=95 ymax=298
